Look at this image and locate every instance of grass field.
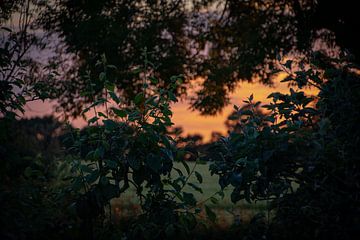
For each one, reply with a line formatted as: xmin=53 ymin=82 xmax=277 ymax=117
xmin=111 ymin=162 xmax=267 ymax=227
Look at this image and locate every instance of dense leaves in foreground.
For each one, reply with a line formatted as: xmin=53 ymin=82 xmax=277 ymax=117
xmin=209 ymin=56 xmax=360 ymax=239
xmin=61 ymin=56 xmax=219 ymax=239
xmin=0 ymin=47 xmax=359 ymax=239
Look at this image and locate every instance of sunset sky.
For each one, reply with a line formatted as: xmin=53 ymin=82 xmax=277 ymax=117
xmin=24 ymin=73 xmax=318 ymax=142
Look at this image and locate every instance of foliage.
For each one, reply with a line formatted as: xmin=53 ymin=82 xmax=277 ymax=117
xmin=1 ymin=1 xmax=360 ymax=238
xmin=64 ymin=55 xmax=217 ymax=239
xmin=209 ymin=55 xmax=360 ymax=239
xmin=0 ymin=116 xmax=77 ymax=240
xmin=0 ymin=0 xmax=57 ymax=118
xmin=34 ymin=0 xmax=360 ymax=116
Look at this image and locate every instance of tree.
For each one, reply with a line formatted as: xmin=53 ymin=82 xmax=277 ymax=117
xmin=209 ymin=54 xmax=360 ymax=239
xmin=0 ymin=0 xmax=56 ymax=117
xmin=30 ymin=0 xmax=360 ymax=116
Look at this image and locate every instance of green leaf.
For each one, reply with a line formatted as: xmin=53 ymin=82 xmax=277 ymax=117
xmin=168 ymin=91 xmax=177 ymax=102
xmin=132 ymin=67 xmax=142 ymax=74
xmin=104 ymin=159 xmax=118 ymax=169
xmin=112 ymin=107 xmax=127 ymax=118
xmin=99 ymin=72 xmax=106 ymax=81
xmin=85 ymin=171 xmax=99 ymax=184
xmin=149 ymin=76 xmax=158 ymax=84
xmin=134 ymin=92 xmax=145 ymax=105
xmin=210 ymin=197 xmax=219 ymax=204
xmin=183 ymin=192 xmax=196 ymax=206
xmin=109 ymin=91 xmax=120 ymax=104
xmin=107 ymin=65 xmax=117 ymax=70
xmin=94 ymin=146 xmax=105 ymax=159
xmin=105 ymin=81 xmax=114 ymax=91
xmin=98 ymin=112 xmax=108 ymax=118
xmin=217 ymin=190 xmax=225 ymax=199
xmin=80 ymin=164 xmax=93 ymax=173
xmin=103 ymin=119 xmax=117 ymax=130
xmin=173 ymin=167 xmax=184 ymax=176
xmin=231 ymin=189 xmax=241 ymax=203
xmin=195 ymin=171 xmax=203 ymax=183
xmin=187 ymin=182 xmax=203 ymax=193
xmin=205 ymin=205 xmax=216 ymax=222
xmin=169 ymin=181 xmax=181 ymax=191
xmin=181 ymin=160 xmax=190 ymax=174
xmin=88 ymin=116 xmax=99 ymax=124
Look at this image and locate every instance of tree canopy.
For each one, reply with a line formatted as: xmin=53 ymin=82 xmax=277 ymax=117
xmin=28 ymin=0 xmax=358 ymax=116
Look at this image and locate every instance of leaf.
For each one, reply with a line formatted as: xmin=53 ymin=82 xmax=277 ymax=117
xmin=104 ymin=159 xmax=118 ymax=169
xmin=85 ymin=171 xmax=99 ymax=184
xmin=145 ymin=154 xmax=162 ymax=172
xmin=173 ymin=167 xmax=184 ymax=176
xmin=134 ymin=92 xmax=145 ymax=105
xmin=128 ymin=155 xmax=141 ymax=171
xmin=99 ymin=72 xmax=106 ymax=81
xmin=1 ymin=26 xmax=12 ymax=32
xmin=109 ymin=91 xmax=120 ymax=104
xmin=132 ymin=67 xmax=142 ymax=74
xmin=229 ymin=173 xmax=242 ymax=187
xmin=210 ymin=197 xmax=218 ymax=204
xmin=168 ymin=91 xmax=177 ymax=102
xmin=112 ymin=107 xmax=127 ymax=118
xmin=103 ymin=119 xmax=117 ymax=130
xmin=205 ymin=205 xmax=216 ymax=222
xmin=107 ymin=65 xmax=117 ymax=69
xmin=88 ymin=116 xmax=99 ymax=124
xmin=230 ymin=189 xmax=241 ymax=203
xmin=149 ymin=76 xmax=158 ymax=84
xmin=195 ymin=171 xmax=203 ymax=183
xmin=183 ymin=192 xmax=196 ymax=206
xmin=217 ymin=190 xmax=225 ymax=199
xmin=98 ymin=112 xmax=108 ymax=118
xmin=181 ymin=160 xmax=190 ymax=174
xmin=283 ymin=60 xmax=292 ymax=69
xmin=94 ymin=146 xmax=105 ymax=159
xmin=187 ymin=182 xmax=203 ymax=193
xmin=105 ymin=81 xmax=114 ymax=91
xmin=169 ymin=181 xmax=181 ymax=191
xmin=240 ymin=110 xmax=253 ymax=116
xmin=80 ymin=164 xmax=93 ymax=173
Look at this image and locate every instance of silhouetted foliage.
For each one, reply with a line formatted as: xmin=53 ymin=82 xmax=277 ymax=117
xmin=34 ymin=0 xmax=360 ymax=116
xmin=0 ymin=116 xmax=77 ymax=240
xmin=1 ymin=1 xmax=360 ymax=239
xmin=209 ymin=54 xmax=360 ymax=240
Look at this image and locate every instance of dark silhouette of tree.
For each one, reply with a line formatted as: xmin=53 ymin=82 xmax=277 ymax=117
xmin=38 ymin=0 xmax=191 ymax=117
xmin=225 ymin=103 xmax=268 ymax=134
xmin=0 ymin=0 xmax=57 ymax=117
xmin=28 ymin=0 xmax=360 ymax=116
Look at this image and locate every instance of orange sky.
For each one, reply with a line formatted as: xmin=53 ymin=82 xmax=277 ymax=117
xmin=171 ymin=74 xmax=318 ymax=141
xmin=24 ymin=73 xmax=318 ymax=142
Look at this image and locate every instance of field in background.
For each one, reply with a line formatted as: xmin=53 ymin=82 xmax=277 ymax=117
xmin=111 ymin=162 xmax=267 ymax=227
